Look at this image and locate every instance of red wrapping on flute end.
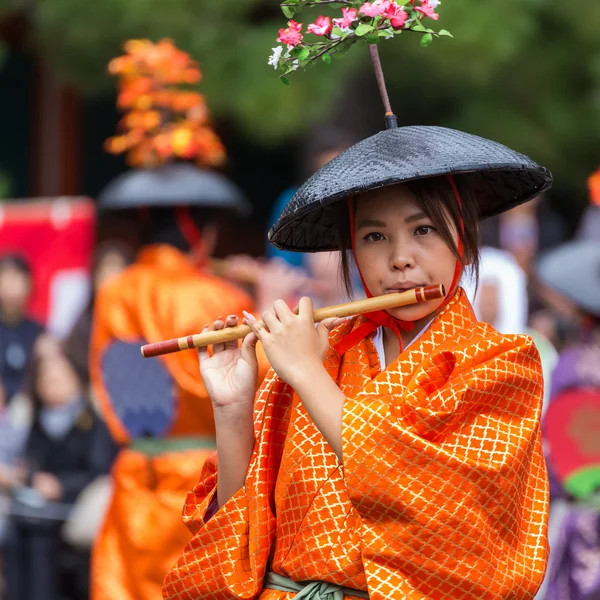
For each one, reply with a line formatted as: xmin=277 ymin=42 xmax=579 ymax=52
xmin=140 ymin=339 xmax=181 ymax=358
xmin=423 ymin=284 xmax=446 ymax=301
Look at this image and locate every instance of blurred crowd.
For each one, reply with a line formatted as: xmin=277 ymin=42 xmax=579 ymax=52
xmin=0 ymin=129 xmax=598 ymax=599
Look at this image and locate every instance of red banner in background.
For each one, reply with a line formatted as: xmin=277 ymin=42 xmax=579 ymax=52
xmin=0 ymin=198 xmax=95 ymax=338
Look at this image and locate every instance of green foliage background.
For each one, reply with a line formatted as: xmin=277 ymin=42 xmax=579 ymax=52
xmin=0 ymin=0 xmax=599 ymax=215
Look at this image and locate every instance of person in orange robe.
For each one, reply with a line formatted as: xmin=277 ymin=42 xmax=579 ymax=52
xmin=89 ymin=172 xmax=271 ymax=600
xmin=163 ymin=125 xmax=552 ymax=599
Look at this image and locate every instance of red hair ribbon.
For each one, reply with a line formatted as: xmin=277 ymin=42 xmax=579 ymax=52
xmin=175 ymin=207 xmax=208 ymax=268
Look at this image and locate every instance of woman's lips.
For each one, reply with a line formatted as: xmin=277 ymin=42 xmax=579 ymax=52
xmin=385 ymin=283 xmax=425 ymax=294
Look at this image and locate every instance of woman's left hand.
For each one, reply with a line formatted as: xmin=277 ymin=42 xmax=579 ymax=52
xmin=32 ymin=472 xmax=63 ymax=501
xmin=243 ymin=297 xmax=341 ymax=387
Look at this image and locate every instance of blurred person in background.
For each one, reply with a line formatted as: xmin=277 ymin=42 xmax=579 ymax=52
xmin=3 ymin=348 xmax=117 ymax=600
xmin=479 ymin=193 xmax=568 ymax=274
xmin=221 ymin=126 xmax=363 ymax=310
xmin=0 ymin=377 xmax=27 ymax=595
xmin=535 ymin=239 xmax=600 ymax=600
xmin=464 ymin=246 xmax=558 ymax=416
xmin=88 ymin=39 xmax=279 ymax=598
xmin=263 ymin=125 xmax=359 ymax=306
xmin=267 ymin=124 xmax=356 ymax=269
xmin=0 ymin=255 xmax=45 ymax=403
xmin=63 ymin=241 xmax=134 ymax=389
xmin=576 ymin=167 xmax=600 ymax=242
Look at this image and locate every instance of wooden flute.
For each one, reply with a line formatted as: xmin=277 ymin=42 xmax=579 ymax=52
xmin=140 ymin=284 xmax=445 ymax=358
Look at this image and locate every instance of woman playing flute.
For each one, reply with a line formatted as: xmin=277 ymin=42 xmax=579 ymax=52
xmin=164 ymin=135 xmax=552 ymax=599
xmin=164 ymin=11 xmax=552 ymax=600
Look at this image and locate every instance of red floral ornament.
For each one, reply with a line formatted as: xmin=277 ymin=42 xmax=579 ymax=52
xmin=277 ymin=20 xmax=304 ymax=47
xmin=271 ymin=0 xmax=451 ymax=80
xmin=359 ymin=0 xmax=390 ymax=17
xmin=333 ymin=7 xmax=358 ymax=30
xmin=385 ymin=2 xmax=409 ymax=29
xmin=308 ymin=16 xmax=333 ymax=36
xmin=416 ymin=0 xmax=440 ymax=20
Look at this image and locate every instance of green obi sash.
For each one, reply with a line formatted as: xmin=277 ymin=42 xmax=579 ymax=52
xmin=264 ymin=572 xmax=369 ymax=599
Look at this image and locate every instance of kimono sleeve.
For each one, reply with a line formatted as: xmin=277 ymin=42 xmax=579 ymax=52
xmin=162 ymin=371 xmax=293 ymax=600
xmin=342 ymin=334 xmax=549 ymax=600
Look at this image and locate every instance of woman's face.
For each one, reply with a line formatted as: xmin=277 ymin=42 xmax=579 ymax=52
xmin=36 ymin=355 xmax=80 ymax=408
xmin=354 ymin=185 xmax=459 ymax=323
xmin=94 ymin=249 xmax=129 ymax=291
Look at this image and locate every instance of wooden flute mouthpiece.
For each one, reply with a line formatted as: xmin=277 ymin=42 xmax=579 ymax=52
xmin=140 ymin=284 xmax=445 ymax=358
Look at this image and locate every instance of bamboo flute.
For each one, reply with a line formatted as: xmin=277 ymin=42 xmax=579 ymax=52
xmin=141 ymin=284 xmax=445 ymax=358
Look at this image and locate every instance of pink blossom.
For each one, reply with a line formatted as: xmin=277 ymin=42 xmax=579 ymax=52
xmin=415 ymin=0 xmax=439 ymax=20
xmin=333 ymin=7 xmax=358 ymax=30
xmin=307 ymin=16 xmax=333 ymax=36
xmin=277 ymin=20 xmax=304 ymax=47
xmin=385 ymin=2 xmax=408 ymax=28
xmin=359 ymin=0 xmax=391 ymax=18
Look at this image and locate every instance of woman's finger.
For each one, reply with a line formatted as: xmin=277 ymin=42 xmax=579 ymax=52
xmin=261 ymin=309 xmax=281 ymax=333
xmin=297 ymin=296 xmax=314 ymax=322
xmin=243 ymin=311 xmax=270 ymax=342
xmin=240 ymin=331 xmax=259 ymax=370
xmin=211 ymin=316 xmax=226 ymax=353
xmin=197 ymin=325 xmax=210 ymax=362
xmin=273 ymin=299 xmax=294 ymax=323
xmin=224 ymin=315 xmax=240 ymax=350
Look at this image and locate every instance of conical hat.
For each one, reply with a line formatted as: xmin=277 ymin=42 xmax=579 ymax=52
xmin=98 ymin=163 xmax=250 ymax=215
xmin=269 ymin=125 xmax=551 ymax=252
xmin=537 ymin=240 xmax=600 ymax=317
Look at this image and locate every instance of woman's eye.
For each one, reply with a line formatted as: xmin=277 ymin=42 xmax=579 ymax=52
xmin=415 ymin=225 xmax=434 ymax=236
xmin=364 ymin=232 xmax=384 ymax=242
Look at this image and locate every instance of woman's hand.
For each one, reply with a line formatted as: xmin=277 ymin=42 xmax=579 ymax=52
xmin=243 ymin=297 xmax=341 ymax=388
xmin=33 ymin=472 xmax=63 ymax=501
xmin=198 ymin=315 xmax=259 ymax=416
xmin=198 ymin=315 xmax=260 ymax=507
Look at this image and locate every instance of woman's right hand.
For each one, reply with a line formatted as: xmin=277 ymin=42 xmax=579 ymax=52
xmin=198 ymin=314 xmax=259 ymax=415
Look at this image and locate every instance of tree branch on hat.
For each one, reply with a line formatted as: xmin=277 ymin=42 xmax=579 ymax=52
xmin=270 ymin=0 xmax=452 ymax=84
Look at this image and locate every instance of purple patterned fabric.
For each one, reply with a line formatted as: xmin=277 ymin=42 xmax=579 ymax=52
xmin=550 ymin=345 xmax=600 ymax=399
xmin=542 ymin=340 xmax=600 ymax=600
xmin=543 ymin=507 xmax=600 ymax=600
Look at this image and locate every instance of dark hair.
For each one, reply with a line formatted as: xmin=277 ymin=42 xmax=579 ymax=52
xmin=337 ymin=176 xmax=480 ymax=297
xmin=0 ymin=253 xmax=32 ymax=278
xmin=141 ymin=206 xmax=220 ymax=249
xmin=25 ymin=347 xmax=84 ymax=416
xmin=299 ymin=125 xmax=357 ymax=180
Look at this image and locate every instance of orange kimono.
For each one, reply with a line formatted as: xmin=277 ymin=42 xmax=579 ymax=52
xmin=164 ymin=290 xmax=549 ymax=600
xmin=90 ymin=244 xmax=268 ymax=600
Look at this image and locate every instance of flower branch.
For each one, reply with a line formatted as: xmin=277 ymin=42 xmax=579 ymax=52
xmin=270 ymin=0 xmax=452 ymax=82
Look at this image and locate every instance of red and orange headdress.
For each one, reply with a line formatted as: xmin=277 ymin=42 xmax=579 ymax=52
xmin=105 ymin=39 xmax=225 ymax=169
xmin=587 ymin=167 xmax=600 ymax=207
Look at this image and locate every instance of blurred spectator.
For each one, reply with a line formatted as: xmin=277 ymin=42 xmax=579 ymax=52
xmin=0 ymin=255 xmax=45 ymax=403
xmin=214 ymin=126 xmax=361 ymax=309
xmin=3 ymin=348 xmax=118 ymax=600
xmin=267 ymin=125 xmax=356 ymax=268
xmin=480 ymin=195 xmax=569 ymax=268
xmin=576 ymin=167 xmax=600 ymax=242
xmin=0 ymin=379 xmax=27 ymax=543
xmin=63 ymin=241 xmax=134 ymax=386
xmin=464 ymin=246 xmax=528 ymax=334
xmin=464 ymin=247 xmax=558 ymax=415
xmin=535 ymin=239 xmax=600 ymax=600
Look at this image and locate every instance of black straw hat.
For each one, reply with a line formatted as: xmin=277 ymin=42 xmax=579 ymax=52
xmin=268 ymin=125 xmax=552 ymax=252
xmin=99 ymin=163 xmax=251 ymax=216
xmin=537 ymin=240 xmax=600 ymax=318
